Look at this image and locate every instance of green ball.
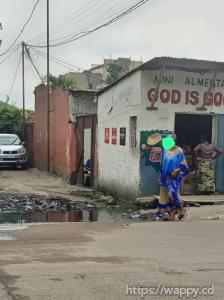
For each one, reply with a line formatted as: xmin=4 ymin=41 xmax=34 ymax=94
xmin=162 ymin=136 xmax=175 ymax=150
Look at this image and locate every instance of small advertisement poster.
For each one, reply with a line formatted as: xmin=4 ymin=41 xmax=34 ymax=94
xmin=104 ymin=128 xmax=110 ymax=144
xmin=120 ymin=127 xmax=126 ymax=146
xmin=111 ymin=128 xmax=117 ymax=145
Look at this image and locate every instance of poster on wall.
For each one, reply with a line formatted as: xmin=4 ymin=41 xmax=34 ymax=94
xmin=104 ymin=128 xmax=110 ymax=144
xmin=120 ymin=128 xmax=126 ymax=146
xmin=140 ymin=130 xmax=173 ymax=171
xmin=111 ymin=128 xmax=117 ymax=145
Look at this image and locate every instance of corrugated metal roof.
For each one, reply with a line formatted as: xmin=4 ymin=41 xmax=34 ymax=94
xmin=140 ymin=56 xmax=224 ymax=72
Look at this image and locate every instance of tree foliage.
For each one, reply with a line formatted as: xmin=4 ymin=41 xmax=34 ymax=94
xmin=0 ymin=103 xmax=23 ymax=134
xmin=49 ymin=74 xmax=76 ymax=89
xmin=106 ymin=63 xmax=123 ymax=85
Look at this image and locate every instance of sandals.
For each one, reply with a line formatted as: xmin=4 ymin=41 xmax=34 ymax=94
xmin=178 ymin=207 xmax=187 ymax=220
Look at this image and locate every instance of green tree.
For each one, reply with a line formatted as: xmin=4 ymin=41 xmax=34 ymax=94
xmin=48 ymin=74 xmax=76 ymax=89
xmin=0 ymin=102 xmax=23 ymax=134
xmin=106 ymin=63 xmax=123 ymax=85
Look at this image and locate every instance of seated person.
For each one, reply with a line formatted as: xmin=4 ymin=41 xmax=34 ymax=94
xmin=85 ymin=158 xmax=92 ymax=171
xmin=84 ymin=158 xmax=92 ymax=187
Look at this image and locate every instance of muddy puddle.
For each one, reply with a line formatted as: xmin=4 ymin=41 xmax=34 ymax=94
xmin=0 ymin=195 xmax=140 ymax=224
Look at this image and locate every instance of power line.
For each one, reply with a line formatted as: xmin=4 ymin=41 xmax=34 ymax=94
xmin=7 ymin=52 xmax=22 ymax=100
xmin=28 ymin=0 xmax=150 ymax=48
xmin=30 ymin=47 xmax=82 ymax=71
xmin=28 ymin=0 xmax=103 ymax=44
xmin=0 ymin=0 xmax=40 ymax=57
xmin=47 ymin=0 xmax=125 ymax=45
xmin=45 ymin=0 xmax=113 ymax=41
xmin=0 ymin=44 xmax=20 ymax=65
xmin=24 ymin=45 xmax=44 ymax=83
xmin=32 ymin=0 xmax=148 ymax=47
xmin=29 ymin=47 xmax=104 ymax=82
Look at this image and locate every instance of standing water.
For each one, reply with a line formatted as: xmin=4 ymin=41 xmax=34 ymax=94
xmin=0 ymin=195 xmax=140 ymax=224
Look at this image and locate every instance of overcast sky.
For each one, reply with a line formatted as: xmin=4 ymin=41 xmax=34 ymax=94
xmin=1 ymin=0 xmax=224 ymax=109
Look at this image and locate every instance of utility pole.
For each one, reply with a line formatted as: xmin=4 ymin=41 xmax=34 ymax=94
xmin=22 ymin=42 xmax=26 ymax=140
xmin=47 ymin=0 xmax=50 ymax=172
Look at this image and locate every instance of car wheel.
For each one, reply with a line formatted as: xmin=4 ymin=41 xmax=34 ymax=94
xmin=21 ymin=164 xmax=28 ymax=170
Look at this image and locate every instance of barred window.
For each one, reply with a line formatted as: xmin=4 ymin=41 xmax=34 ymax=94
xmin=130 ymin=116 xmax=137 ymax=148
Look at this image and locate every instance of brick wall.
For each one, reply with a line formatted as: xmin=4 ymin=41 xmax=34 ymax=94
xmin=33 ymin=85 xmax=77 ymax=182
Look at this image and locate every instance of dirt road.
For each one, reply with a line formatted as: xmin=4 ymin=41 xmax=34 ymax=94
xmin=0 ymin=168 xmax=86 ymax=200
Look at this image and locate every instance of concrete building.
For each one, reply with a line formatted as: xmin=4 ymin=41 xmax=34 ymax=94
xmin=67 ymin=71 xmax=103 ymax=90
xmin=91 ymin=57 xmax=143 ymax=82
xmin=65 ymin=58 xmax=143 ymax=91
xmin=33 ymin=85 xmax=97 ymax=186
xmin=97 ymin=57 xmax=224 ymax=200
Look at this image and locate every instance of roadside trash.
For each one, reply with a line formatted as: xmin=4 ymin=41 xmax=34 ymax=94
xmin=130 ymin=213 xmax=140 ymax=219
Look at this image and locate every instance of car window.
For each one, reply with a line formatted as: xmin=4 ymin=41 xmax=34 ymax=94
xmin=0 ymin=136 xmax=21 ymax=145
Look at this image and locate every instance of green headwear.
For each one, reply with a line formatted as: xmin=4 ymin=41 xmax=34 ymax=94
xmin=162 ymin=136 xmax=175 ymax=150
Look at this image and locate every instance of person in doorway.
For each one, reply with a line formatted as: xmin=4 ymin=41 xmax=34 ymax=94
xmin=157 ymin=135 xmax=189 ymax=221
xmin=194 ymin=135 xmax=223 ymax=193
xmin=84 ymin=158 xmax=92 ymax=187
xmin=85 ymin=158 xmax=92 ymax=171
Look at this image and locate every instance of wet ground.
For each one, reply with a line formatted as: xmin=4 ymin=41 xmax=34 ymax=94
xmin=0 ymin=168 xmax=139 ymax=224
xmin=0 ymin=194 xmax=140 ymax=224
xmin=1 ymin=168 xmax=224 ymax=225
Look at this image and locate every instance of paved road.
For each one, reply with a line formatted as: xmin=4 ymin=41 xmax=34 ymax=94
xmin=0 ymin=220 xmax=223 ymax=300
xmin=0 ymin=168 xmax=224 ymax=299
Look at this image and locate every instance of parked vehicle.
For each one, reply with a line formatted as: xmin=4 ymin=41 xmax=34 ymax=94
xmin=0 ymin=134 xmax=28 ymax=169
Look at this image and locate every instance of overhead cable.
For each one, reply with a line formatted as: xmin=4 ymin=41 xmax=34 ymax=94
xmin=0 ymin=44 xmax=20 ymax=65
xmin=28 ymin=0 xmax=150 ymax=48
xmin=0 ymin=0 xmax=40 ymax=57
xmin=7 ymin=52 xmax=22 ymax=100
xmin=24 ymin=45 xmax=44 ymax=83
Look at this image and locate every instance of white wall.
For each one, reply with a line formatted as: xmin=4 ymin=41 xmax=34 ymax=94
xmin=97 ymin=68 xmax=224 ymax=199
xmin=97 ymin=71 xmax=141 ymax=200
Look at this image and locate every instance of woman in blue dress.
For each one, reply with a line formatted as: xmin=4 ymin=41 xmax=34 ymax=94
xmin=157 ymin=136 xmax=189 ymax=221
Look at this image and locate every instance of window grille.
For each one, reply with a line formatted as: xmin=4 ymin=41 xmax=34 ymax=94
xmin=130 ymin=116 xmax=137 ymax=147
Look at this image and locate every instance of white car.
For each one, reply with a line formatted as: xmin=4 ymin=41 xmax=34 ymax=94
xmin=0 ymin=134 xmax=28 ymax=169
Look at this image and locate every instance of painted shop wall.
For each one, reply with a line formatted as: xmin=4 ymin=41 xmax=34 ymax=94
xmin=97 ymin=71 xmax=141 ymax=200
xmin=139 ymin=69 xmax=224 ymax=195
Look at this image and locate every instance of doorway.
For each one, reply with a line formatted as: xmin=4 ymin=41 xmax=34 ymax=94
xmin=174 ymin=114 xmax=213 ymax=194
xmin=175 ymin=114 xmax=213 ymax=149
xmin=76 ymin=115 xmax=97 ymax=187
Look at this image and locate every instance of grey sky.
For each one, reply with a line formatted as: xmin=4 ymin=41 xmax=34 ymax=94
xmin=0 ymin=0 xmax=224 ymax=109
